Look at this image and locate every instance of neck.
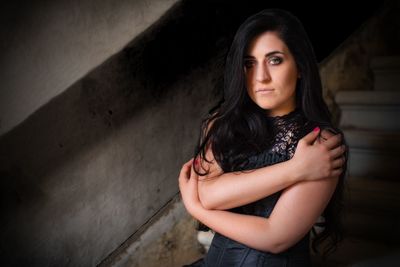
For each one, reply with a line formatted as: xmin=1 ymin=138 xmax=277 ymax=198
xmin=267 ymin=106 xmax=298 ymax=118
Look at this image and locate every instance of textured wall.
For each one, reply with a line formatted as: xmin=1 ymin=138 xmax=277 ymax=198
xmin=0 ymin=23 xmax=221 ymax=267
xmin=0 ymin=0 xmax=230 ymax=265
xmin=0 ymin=0 xmax=177 ymax=136
xmin=319 ymin=0 xmax=400 ymax=123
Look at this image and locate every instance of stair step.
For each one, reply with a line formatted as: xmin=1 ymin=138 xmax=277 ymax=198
xmin=335 ymin=91 xmax=400 ymax=131
xmin=345 ymin=178 xmax=400 ymax=212
xmin=371 ymin=56 xmax=400 ymax=69
xmin=346 ymin=147 xmax=400 ymax=178
xmin=343 ymin=128 xmax=400 ymax=151
xmin=348 ymin=251 xmax=400 ymax=267
xmin=342 ymin=210 xmax=400 ymax=243
xmin=371 ymin=56 xmax=400 ymax=91
xmin=341 ymin=178 xmax=400 ymax=243
xmin=346 ymin=177 xmax=400 ymax=206
xmin=312 ymin=237 xmax=400 ymax=267
xmin=336 ymin=90 xmax=400 ymax=105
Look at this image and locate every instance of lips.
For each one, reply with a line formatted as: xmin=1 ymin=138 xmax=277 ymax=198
xmin=256 ymin=88 xmax=274 ymax=92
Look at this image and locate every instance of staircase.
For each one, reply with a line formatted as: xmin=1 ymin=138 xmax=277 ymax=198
xmin=321 ymin=56 xmax=400 ymax=266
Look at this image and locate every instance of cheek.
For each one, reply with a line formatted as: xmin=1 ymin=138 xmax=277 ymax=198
xmin=244 ymin=70 xmax=252 ymax=85
xmin=245 ymin=72 xmax=255 ymax=93
xmin=246 ymin=83 xmax=255 ymax=100
xmin=279 ymin=67 xmax=298 ymax=93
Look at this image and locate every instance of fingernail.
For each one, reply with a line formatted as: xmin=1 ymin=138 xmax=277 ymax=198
xmin=313 ymin=127 xmax=320 ymax=132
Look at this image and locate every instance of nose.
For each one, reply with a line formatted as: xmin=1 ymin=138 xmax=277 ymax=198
xmin=255 ymin=63 xmax=271 ymax=82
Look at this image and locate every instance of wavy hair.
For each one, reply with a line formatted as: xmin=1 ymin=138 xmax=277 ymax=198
xmin=192 ymin=8 xmax=348 ymax=256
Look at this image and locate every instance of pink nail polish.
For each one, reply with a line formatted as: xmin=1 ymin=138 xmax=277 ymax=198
xmin=313 ymin=127 xmax=320 ymax=132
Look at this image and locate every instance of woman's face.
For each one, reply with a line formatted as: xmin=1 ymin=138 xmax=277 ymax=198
xmin=244 ymin=31 xmax=299 ymax=117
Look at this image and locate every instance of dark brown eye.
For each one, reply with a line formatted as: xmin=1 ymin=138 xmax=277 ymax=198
xmin=244 ymin=60 xmax=254 ymax=68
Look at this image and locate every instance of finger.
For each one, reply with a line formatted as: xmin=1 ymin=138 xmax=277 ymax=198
xmin=179 ymin=159 xmax=193 ymax=183
xmin=185 ymin=158 xmax=195 ymax=172
xmin=302 ymin=127 xmax=320 ymax=145
xmin=313 ymin=134 xmax=326 ymax=145
xmin=330 ymin=144 xmax=346 ymax=159
xmin=317 ymin=128 xmax=340 ymax=146
xmin=320 ymin=128 xmax=336 ymax=141
xmin=331 ymin=168 xmax=343 ymax=177
xmin=331 ymin=156 xmax=345 ymax=169
xmin=186 ymin=158 xmax=195 ymax=166
xmin=178 ymin=169 xmax=189 ymax=188
xmin=179 ymin=161 xmax=191 ymax=177
xmin=322 ymin=133 xmax=343 ymax=150
xmin=189 ymin=169 xmax=198 ymax=191
xmin=190 ymin=162 xmax=198 ymax=181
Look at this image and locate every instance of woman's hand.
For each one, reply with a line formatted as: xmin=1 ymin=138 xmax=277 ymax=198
xmin=178 ymin=158 xmax=204 ymax=216
xmin=291 ymin=127 xmax=346 ymax=182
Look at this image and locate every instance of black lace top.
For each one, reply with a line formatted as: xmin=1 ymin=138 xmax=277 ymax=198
xmin=268 ymin=107 xmax=311 ymax=159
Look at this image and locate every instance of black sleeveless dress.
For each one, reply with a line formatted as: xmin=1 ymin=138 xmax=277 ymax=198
xmin=185 ymin=108 xmax=327 ymax=267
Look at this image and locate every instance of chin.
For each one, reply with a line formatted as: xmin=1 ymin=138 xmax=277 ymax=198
xmin=255 ymin=102 xmax=275 ymax=110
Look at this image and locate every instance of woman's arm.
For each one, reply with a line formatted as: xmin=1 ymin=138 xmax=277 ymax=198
xmin=198 ymin=157 xmax=300 ymax=210
xmin=194 ymin=177 xmax=337 ymax=254
xmin=179 ymin=159 xmax=340 ymax=254
xmin=198 ymin=128 xmax=344 ymax=210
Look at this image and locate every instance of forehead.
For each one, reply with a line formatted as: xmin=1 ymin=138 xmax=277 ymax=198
xmin=246 ymin=31 xmax=289 ymax=55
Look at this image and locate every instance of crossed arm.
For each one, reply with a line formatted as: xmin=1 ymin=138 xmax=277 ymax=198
xmin=197 ymin=128 xmax=343 ymax=210
xmin=198 ymin=158 xmax=302 ymax=210
xmin=192 ymin=174 xmax=337 ymax=253
xmin=179 ymin=129 xmax=345 ymax=253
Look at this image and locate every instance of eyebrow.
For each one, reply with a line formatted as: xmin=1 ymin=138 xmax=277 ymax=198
xmin=244 ymin=50 xmax=285 ymax=59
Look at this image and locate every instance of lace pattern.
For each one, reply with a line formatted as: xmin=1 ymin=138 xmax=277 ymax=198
xmin=267 ymin=107 xmax=308 ymax=159
xmin=246 ymin=107 xmax=309 ymax=168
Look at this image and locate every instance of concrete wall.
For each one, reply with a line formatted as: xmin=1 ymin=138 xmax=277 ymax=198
xmin=0 ymin=0 xmax=177 ymax=136
xmin=0 ymin=58 xmax=218 ymax=266
xmin=0 ymin=1 xmax=204 ymax=266
xmin=0 ymin=0 xmax=232 ymax=265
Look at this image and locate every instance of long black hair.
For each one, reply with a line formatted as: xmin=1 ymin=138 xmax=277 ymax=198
xmin=192 ymin=8 xmax=348 ymax=256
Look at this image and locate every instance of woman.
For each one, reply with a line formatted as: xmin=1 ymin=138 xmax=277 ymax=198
xmin=179 ymin=9 xmax=348 ymax=266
